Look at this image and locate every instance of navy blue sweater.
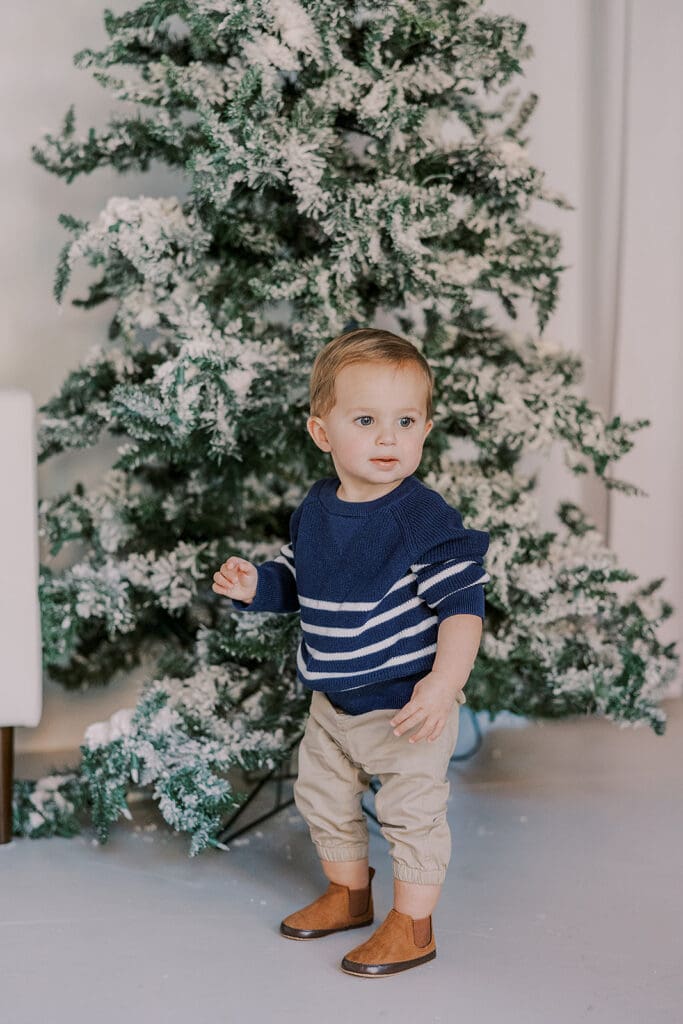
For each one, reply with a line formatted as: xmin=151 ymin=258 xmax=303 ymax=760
xmin=231 ymin=474 xmax=490 ymax=714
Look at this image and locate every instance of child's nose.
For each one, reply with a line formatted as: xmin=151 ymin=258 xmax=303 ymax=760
xmin=376 ymin=425 xmax=397 ymax=444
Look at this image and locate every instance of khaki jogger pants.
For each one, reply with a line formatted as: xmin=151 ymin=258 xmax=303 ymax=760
xmin=293 ymin=688 xmax=464 ymax=885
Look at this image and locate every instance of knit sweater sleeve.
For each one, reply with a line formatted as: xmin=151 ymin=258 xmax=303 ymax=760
xmin=394 ymin=487 xmax=491 ymax=623
xmin=412 ymin=543 xmax=490 ymax=622
xmin=230 ymin=502 xmax=303 ymax=614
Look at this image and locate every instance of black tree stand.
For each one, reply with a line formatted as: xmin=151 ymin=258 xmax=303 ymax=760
xmin=217 ymin=707 xmax=483 ymax=845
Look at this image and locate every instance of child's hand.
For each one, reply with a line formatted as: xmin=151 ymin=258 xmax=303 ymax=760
xmin=212 ymin=556 xmax=258 ymax=604
xmin=389 ymin=671 xmax=465 ymax=744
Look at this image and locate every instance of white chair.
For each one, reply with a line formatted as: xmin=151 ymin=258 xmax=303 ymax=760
xmin=0 ymin=390 xmax=42 ymax=843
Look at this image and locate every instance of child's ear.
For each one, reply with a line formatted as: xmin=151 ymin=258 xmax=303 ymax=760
xmin=424 ymin=418 xmax=434 ymax=438
xmin=306 ymin=416 xmax=331 ymax=453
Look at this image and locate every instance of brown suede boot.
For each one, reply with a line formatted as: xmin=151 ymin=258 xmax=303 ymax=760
xmin=280 ymin=866 xmax=375 ymax=939
xmin=340 ymin=907 xmax=436 ymax=976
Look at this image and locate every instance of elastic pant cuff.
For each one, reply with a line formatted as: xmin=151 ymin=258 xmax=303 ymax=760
xmin=393 ymin=863 xmax=447 ymax=885
xmin=314 ymin=842 xmax=369 ymax=863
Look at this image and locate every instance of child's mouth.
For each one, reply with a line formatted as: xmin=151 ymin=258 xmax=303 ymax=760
xmin=371 ymin=458 xmax=398 ymax=466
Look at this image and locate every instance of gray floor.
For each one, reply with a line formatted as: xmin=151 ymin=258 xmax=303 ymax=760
xmin=5 ymin=697 xmax=683 ymax=1024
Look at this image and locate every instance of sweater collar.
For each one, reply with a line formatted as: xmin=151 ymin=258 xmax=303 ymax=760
xmin=317 ymin=473 xmax=421 ymax=517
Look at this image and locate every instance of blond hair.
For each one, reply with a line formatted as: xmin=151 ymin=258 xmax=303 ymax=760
xmin=309 ymin=328 xmax=434 ymax=420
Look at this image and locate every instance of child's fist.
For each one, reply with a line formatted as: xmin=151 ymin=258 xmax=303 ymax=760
xmin=212 ymin=556 xmax=258 ymax=604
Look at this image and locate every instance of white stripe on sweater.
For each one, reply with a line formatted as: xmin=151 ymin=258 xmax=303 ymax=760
xmin=430 ymin=574 xmax=490 ymax=603
xmin=414 ymin=559 xmax=476 ymax=595
xmin=297 ymin=559 xmax=484 ymax=615
xmin=296 ymin=638 xmax=437 ymax=682
xmin=303 ymin=617 xmax=436 ymax=660
xmin=274 ymin=553 xmax=296 ymax=577
xmin=301 ymin=594 xmax=423 ymax=636
xmin=298 ymin=570 xmax=415 ymax=612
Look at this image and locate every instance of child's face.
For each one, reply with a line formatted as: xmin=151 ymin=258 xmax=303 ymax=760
xmin=307 ymin=360 xmax=433 ymax=492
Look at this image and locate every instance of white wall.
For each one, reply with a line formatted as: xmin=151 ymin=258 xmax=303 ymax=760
xmin=483 ymin=0 xmax=682 ymax=690
xmin=4 ymin=0 xmax=681 ymax=753
xmin=606 ymin=1 xmax=683 ymax=637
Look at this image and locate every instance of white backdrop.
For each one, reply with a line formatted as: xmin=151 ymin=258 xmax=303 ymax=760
xmin=2 ymin=0 xmax=681 ymax=753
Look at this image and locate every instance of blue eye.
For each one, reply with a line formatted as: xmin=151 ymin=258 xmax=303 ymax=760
xmin=354 ymin=415 xmax=416 ymax=427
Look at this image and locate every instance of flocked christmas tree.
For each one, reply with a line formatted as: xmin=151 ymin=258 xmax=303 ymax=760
xmin=15 ymin=0 xmax=678 ymax=853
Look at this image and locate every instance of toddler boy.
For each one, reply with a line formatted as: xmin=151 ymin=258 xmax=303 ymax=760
xmin=212 ymin=327 xmax=490 ymax=976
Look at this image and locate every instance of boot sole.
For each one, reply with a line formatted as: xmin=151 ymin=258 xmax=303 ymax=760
xmin=280 ymin=917 xmax=374 ymax=940
xmin=340 ymin=949 xmax=436 ymax=976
